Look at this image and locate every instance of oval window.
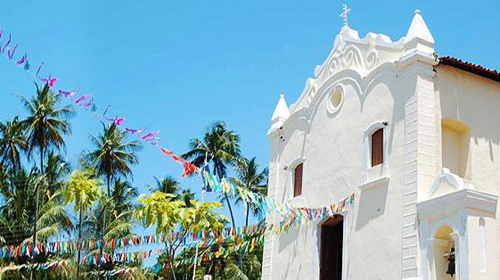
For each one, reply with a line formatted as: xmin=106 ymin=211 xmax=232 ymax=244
xmin=327 ymin=86 xmax=344 ymax=114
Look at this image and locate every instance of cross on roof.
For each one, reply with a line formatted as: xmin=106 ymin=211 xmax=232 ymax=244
xmin=339 ymin=4 xmax=351 ymax=27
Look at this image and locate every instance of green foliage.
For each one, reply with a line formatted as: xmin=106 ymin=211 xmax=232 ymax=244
xmin=64 ymin=169 xmax=101 ymax=213
xmin=231 ymin=157 xmax=268 ymax=227
xmin=135 ymin=192 xmax=228 ymax=279
xmin=182 ymin=121 xmax=241 ymax=231
xmin=0 ymin=82 xmax=267 ymax=278
xmin=0 ymin=116 xmax=28 ymax=168
xmin=21 ymin=83 xmax=74 ymax=157
xmin=85 ymin=123 xmax=141 ymax=186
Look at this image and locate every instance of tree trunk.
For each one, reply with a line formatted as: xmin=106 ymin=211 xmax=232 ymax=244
xmin=214 ymin=161 xmax=241 ymax=269
xmin=214 ymin=162 xmax=236 ymax=228
xmin=76 ymin=202 xmax=83 ymax=279
xmin=100 ymin=175 xmax=111 ymax=279
xmin=31 ymin=145 xmax=44 ymax=280
xmin=245 ymin=205 xmax=250 ymax=229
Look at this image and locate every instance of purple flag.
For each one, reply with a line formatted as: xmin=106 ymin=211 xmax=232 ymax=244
xmin=125 ymin=128 xmax=144 ymax=134
xmin=35 ymin=61 xmax=44 ymax=78
xmin=7 ymin=44 xmax=17 ymax=59
xmin=16 ymin=53 xmax=27 ymax=66
xmin=74 ymin=94 xmax=90 ymax=104
xmin=141 ymin=131 xmax=160 ymax=140
xmin=2 ymin=34 xmax=11 ymax=54
xmin=58 ymin=90 xmax=77 ymax=98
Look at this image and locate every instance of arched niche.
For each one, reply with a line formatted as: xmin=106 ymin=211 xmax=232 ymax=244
xmin=431 ymin=225 xmax=457 ymax=280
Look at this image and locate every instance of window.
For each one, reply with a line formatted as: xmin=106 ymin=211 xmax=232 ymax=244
xmin=294 ymin=163 xmax=303 ymax=197
xmin=371 ymin=128 xmax=384 ymax=167
xmin=327 ymin=86 xmax=344 ymax=114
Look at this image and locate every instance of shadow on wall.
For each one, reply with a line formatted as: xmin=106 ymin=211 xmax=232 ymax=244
xmin=278 ymin=226 xmax=308 ymax=280
xmin=438 ymin=68 xmax=500 ymax=162
xmin=279 ymin=112 xmax=310 ymax=204
xmin=355 ymin=184 xmax=389 ymax=231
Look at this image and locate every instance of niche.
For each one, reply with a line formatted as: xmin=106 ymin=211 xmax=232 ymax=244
xmin=441 ymin=119 xmax=470 ymax=178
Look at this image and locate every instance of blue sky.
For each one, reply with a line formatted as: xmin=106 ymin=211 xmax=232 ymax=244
xmin=0 ymin=0 xmax=499 ymax=264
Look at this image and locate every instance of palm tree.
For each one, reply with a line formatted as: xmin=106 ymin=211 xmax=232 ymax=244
xmin=64 ymin=169 xmax=101 ymax=279
xmin=111 ymin=179 xmax=138 ymax=214
xmin=180 ymin=189 xmax=196 ymax=208
xmin=85 ymin=123 xmax=140 ymax=271
xmin=231 ymin=157 xmax=268 ymax=228
xmin=0 ymin=165 xmax=72 ymax=246
xmin=0 ymin=116 xmax=28 ymax=168
xmin=0 ymin=167 xmax=38 ymax=245
xmin=153 ymin=176 xmax=180 ymax=198
xmin=44 ymin=152 xmax=71 ymax=196
xmin=182 ymin=122 xmax=241 ymax=229
xmin=20 ymin=83 xmax=73 ymax=277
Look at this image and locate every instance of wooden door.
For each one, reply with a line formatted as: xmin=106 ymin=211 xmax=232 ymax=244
xmin=320 ymin=215 xmax=343 ymax=280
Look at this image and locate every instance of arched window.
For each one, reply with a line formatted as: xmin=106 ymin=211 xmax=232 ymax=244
xmin=371 ymin=128 xmax=384 ymax=167
xmin=294 ymin=163 xmax=303 ymax=197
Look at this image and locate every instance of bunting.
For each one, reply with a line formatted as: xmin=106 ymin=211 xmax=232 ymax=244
xmin=0 ymin=224 xmax=265 ymax=260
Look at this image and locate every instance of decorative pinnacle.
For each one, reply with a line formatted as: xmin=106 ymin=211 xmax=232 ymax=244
xmin=339 ymin=4 xmax=351 ymax=27
xmin=415 ymin=9 xmax=421 ymax=15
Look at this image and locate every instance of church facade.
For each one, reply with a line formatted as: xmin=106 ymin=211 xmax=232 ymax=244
xmin=262 ymin=10 xmax=500 ymax=280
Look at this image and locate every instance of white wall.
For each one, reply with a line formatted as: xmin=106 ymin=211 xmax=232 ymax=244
xmin=437 ymin=65 xmax=500 ymax=279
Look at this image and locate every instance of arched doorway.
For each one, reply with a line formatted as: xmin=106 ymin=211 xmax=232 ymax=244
xmin=433 ymin=225 xmax=456 ymax=280
xmin=320 ymin=215 xmax=343 ymax=280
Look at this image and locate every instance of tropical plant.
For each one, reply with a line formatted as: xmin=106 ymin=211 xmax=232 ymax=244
xmin=64 ymin=169 xmax=101 ymax=279
xmin=111 ymin=179 xmax=138 ymax=214
xmin=231 ymin=157 xmax=268 ymax=227
xmin=179 ymin=189 xmax=196 ymax=208
xmin=134 ymin=191 xmax=228 ymax=280
xmin=44 ymin=151 xmax=71 ymax=197
xmin=20 ymin=82 xmax=73 ymax=274
xmin=153 ymin=176 xmax=180 ymax=198
xmin=0 ymin=167 xmax=39 ymax=245
xmin=182 ymin=121 xmax=241 ymax=229
xmin=0 ymin=116 xmax=28 ymax=168
xmin=0 ymin=164 xmax=73 ymax=279
xmin=85 ymin=122 xmax=140 ymax=270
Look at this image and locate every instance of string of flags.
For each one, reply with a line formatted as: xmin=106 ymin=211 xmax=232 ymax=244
xmin=0 ymin=21 xmax=356 ymax=268
xmin=202 ymin=170 xmax=355 ymax=221
xmin=0 ymin=185 xmax=354 ymax=262
xmin=0 ymin=224 xmax=264 ymax=260
xmin=85 ymin=233 xmax=265 ymax=268
xmin=0 ymin=234 xmax=265 ymax=275
xmin=0 ymin=23 xmax=203 ymax=178
xmin=0 ymin=23 xmax=355 ymax=221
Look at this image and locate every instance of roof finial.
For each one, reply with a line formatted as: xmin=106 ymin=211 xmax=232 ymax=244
xmin=339 ymin=4 xmax=351 ymax=27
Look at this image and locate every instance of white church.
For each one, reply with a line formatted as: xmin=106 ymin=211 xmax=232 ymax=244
xmin=262 ymin=8 xmax=500 ymax=280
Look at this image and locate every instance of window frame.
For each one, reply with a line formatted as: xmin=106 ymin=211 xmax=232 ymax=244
xmin=293 ymin=163 xmax=303 ymax=197
xmin=363 ymin=121 xmax=389 ymax=183
xmin=371 ymin=128 xmax=384 ymax=167
xmin=288 ymin=157 xmax=306 ymax=200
